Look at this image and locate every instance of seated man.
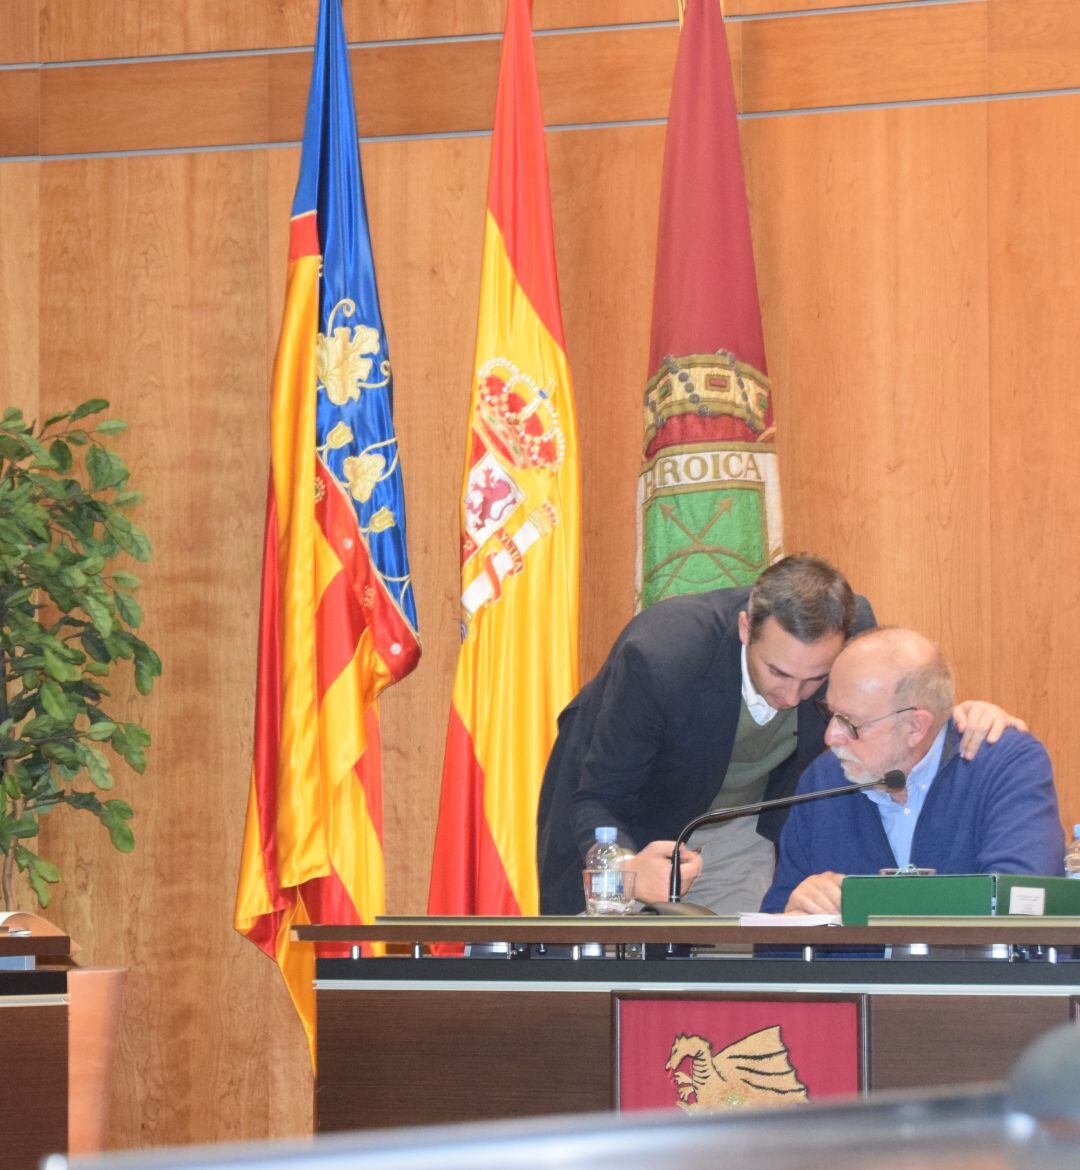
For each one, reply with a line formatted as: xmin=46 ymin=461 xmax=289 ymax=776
xmin=761 ymin=627 xmax=1063 ymax=915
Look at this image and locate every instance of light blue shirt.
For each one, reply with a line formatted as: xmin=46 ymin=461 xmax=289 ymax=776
xmin=862 ymin=724 xmax=948 ymax=867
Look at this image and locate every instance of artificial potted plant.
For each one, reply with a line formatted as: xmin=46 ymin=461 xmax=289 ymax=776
xmin=0 ymin=398 xmax=160 ymax=1152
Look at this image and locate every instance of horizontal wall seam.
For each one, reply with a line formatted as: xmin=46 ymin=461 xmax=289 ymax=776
xmin=4 ymin=82 xmax=1076 ymax=165
xmin=0 ymin=0 xmax=985 ymax=72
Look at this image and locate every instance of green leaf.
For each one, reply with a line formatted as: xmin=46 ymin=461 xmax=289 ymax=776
xmin=111 ymin=570 xmax=141 ymax=588
xmin=80 ymin=628 xmax=110 ymax=663
xmin=70 ymin=398 xmax=109 ymax=421
xmin=124 ymin=722 xmax=152 ymax=748
xmin=114 ymin=590 xmax=142 ymax=629
xmin=95 ymin=419 xmax=128 ymax=435
xmin=84 ymin=720 xmax=117 ymax=741
xmin=125 ymin=745 xmax=147 ymax=774
xmin=39 ymin=680 xmax=78 ymax=722
xmin=84 ymin=746 xmax=114 ymax=790
xmin=41 ymin=741 xmax=79 ymax=768
xmin=114 ymin=490 xmax=144 ymax=507
xmin=87 ymin=445 xmax=129 ymax=491
xmin=21 ymin=433 xmax=55 ymax=468
xmin=48 ymin=439 xmax=73 ymax=472
xmin=101 ymin=800 xmax=135 ymax=852
xmin=15 ymin=846 xmax=60 ymax=908
xmin=82 ymin=592 xmax=114 ymax=637
xmin=42 ymin=646 xmax=82 ymax=683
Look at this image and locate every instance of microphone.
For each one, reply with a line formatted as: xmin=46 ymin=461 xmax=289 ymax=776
xmin=647 ymin=768 xmax=907 ymax=916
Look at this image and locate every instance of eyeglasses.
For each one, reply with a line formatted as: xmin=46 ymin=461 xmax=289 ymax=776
xmin=815 ymin=700 xmax=918 ymax=740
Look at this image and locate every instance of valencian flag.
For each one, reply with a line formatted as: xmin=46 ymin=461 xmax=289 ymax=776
xmin=427 ymin=0 xmax=580 ymax=919
xmin=234 ymin=0 xmax=420 ymax=1062
xmin=637 ymin=0 xmax=783 ymax=608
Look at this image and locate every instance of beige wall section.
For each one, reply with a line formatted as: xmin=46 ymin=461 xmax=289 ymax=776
xmin=2 ymin=0 xmax=1080 ymax=1154
xmin=0 ymin=164 xmax=39 ymax=413
xmin=988 ymin=95 xmax=1080 ymax=803
xmin=750 ymin=101 xmax=993 ymax=700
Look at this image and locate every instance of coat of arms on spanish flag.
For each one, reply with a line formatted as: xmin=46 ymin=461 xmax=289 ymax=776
xmin=638 ymin=0 xmax=783 ymax=608
xmin=428 ymin=0 xmax=580 ymax=919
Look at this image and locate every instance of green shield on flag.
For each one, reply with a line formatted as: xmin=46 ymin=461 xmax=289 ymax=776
xmin=640 ymin=482 xmax=768 ymax=608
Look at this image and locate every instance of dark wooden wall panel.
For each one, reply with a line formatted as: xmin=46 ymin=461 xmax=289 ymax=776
xmin=317 ymin=989 xmax=613 ymax=1129
xmin=2 ymin=1002 xmax=68 ymax=1170
xmin=869 ymin=995 xmax=1069 ymax=1090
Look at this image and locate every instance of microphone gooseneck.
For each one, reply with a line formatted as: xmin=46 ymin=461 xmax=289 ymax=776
xmin=662 ymin=769 xmax=909 ymax=909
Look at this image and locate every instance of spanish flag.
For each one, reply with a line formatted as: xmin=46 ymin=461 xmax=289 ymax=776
xmin=427 ymin=0 xmax=580 ymax=919
xmin=234 ymin=0 xmax=420 ymax=1063
xmin=637 ymin=0 xmax=783 ymax=608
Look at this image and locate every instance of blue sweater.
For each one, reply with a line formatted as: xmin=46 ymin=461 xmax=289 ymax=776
xmin=761 ymin=724 xmax=1064 ymax=912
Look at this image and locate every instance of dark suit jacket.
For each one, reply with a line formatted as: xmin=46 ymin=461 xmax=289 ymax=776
xmin=536 ymin=587 xmax=875 ymax=914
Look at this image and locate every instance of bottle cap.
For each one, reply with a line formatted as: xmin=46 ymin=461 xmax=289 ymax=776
xmin=595 ymin=826 xmax=617 ymax=844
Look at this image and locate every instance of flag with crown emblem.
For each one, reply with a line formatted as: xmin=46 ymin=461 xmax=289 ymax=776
xmin=427 ymin=0 xmax=580 ymax=920
xmin=234 ymin=0 xmax=420 ymax=1063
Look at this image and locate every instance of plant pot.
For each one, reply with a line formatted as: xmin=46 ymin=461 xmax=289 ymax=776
xmin=67 ymin=966 xmax=127 ymax=1154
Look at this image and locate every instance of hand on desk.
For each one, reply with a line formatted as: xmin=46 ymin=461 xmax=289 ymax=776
xmin=624 ymin=839 xmax=702 ymax=904
xmin=785 ymin=871 xmax=845 ymax=915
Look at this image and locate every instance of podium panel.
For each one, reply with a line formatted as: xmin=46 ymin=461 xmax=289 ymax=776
xmin=302 ymin=920 xmax=1080 ymax=1134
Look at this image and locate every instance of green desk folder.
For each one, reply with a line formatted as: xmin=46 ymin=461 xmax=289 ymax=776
xmin=840 ymin=874 xmax=1080 ymax=925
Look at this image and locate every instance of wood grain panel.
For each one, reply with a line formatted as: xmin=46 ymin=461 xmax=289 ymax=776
xmin=40 ymin=56 xmax=268 ymax=155
xmin=0 ymin=163 xmax=39 ymax=410
xmin=989 ymin=0 xmax=1080 ymax=93
xmin=318 ymin=989 xmax=612 ymax=1129
xmin=345 ymin=134 xmax=489 ymax=912
xmin=869 ymin=995 xmax=1068 ymax=1089
xmin=988 ymin=95 xmax=1080 ymax=834
xmin=728 ymin=0 xmax=939 ymax=12
xmin=37 ymin=149 xmax=309 ymax=1149
xmin=40 ymin=0 xmax=267 ymax=63
xmin=742 ymin=4 xmax=987 ymax=112
xmin=0 ymin=70 xmax=40 ymax=158
xmin=747 ymin=103 xmax=992 ymax=699
xmin=269 ymin=28 xmax=680 ymax=145
xmin=37 ymin=0 xmax=674 ymax=61
xmin=3 ymin=0 xmax=39 ymax=64
xmin=276 ymin=1 xmax=676 ymax=47
xmin=1 ymin=1001 xmax=67 ymax=1170
xmin=549 ymin=124 xmax=666 ymax=677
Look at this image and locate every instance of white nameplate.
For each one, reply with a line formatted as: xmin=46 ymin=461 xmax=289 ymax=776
xmin=1007 ymin=886 xmax=1046 ymax=916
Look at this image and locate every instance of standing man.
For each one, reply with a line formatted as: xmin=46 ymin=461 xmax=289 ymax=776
xmin=536 ymin=556 xmax=1021 ymax=914
xmin=761 ymin=628 xmax=1062 ymax=914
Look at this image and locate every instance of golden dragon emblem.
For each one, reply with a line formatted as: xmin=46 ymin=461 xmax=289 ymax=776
xmin=665 ymin=1025 xmax=809 ymax=1112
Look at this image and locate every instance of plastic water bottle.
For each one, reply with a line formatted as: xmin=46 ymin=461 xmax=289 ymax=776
xmin=1065 ymin=825 xmax=1080 ymax=878
xmin=582 ymin=827 xmax=635 ymax=915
